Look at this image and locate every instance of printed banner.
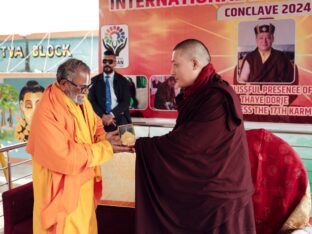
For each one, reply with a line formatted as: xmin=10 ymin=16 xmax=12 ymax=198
xmin=99 ymin=0 xmax=312 ymax=123
xmin=101 ymin=25 xmax=129 ymax=68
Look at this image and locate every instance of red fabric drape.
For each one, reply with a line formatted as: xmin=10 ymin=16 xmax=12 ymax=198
xmin=246 ymin=129 xmax=308 ymax=234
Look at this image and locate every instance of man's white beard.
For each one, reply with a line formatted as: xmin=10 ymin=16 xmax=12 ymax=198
xmin=73 ymin=94 xmax=85 ymax=105
xmin=65 ymin=90 xmax=85 ymax=105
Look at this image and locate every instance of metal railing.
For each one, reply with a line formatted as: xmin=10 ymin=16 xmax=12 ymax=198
xmin=0 ymin=142 xmax=31 ymax=226
xmin=0 ymin=142 xmax=30 ymax=190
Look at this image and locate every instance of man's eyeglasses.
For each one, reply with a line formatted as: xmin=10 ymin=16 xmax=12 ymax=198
xmin=102 ymin=59 xmax=115 ymax=65
xmin=65 ymin=79 xmax=93 ymax=93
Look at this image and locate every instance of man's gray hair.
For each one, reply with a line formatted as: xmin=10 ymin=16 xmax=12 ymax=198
xmin=56 ymin=58 xmax=90 ymax=82
xmin=173 ymin=39 xmax=211 ymax=65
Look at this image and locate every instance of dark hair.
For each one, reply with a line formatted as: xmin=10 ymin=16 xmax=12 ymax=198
xmin=19 ymin=80 xmax=44 ymax=101
xmin=104 ymin=50 xmax=116 ymax=56
xmin=56 ymin=58 xmax=90 ymax=82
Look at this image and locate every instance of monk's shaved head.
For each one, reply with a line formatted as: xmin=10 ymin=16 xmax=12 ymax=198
xmin=171 ymin=39 xmax=211 ymax=88
xmin=173 ymin=39 xmax=210 ymax=66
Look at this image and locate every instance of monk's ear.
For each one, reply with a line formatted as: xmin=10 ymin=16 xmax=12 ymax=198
xmin=192 ymin=58 xmax=201 ymax=71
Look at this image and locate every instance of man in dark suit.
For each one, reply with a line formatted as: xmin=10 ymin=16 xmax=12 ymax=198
xmin=89 ymin=50 xmax=131 ymax=132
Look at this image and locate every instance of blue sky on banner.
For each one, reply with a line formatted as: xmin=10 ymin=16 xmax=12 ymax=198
xmin=1 ymin=0 xmax=99 ymax=35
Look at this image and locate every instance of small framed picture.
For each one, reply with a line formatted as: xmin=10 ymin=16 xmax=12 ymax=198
xmin=118 ymin=124 xmax=136 ymax=146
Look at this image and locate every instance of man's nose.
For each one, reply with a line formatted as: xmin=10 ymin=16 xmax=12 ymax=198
xmin=170 ymin=67 xmax=175 ymax=76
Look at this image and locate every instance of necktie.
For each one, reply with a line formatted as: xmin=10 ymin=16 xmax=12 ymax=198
xmin=105 ymin=75 xmax=112 ymax=113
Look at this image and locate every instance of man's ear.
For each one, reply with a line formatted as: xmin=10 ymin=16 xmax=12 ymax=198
xmin=192 ymin=58 xmax=200 ymax=71
xmin=59 ymin=80 xmax=67 ymax=91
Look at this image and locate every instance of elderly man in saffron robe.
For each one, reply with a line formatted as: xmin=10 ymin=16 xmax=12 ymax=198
xmin=26 ymin=58 xmax=132 ymax=234
xmin=239 ymin=23 xmax=294 ymax=83
xmin=135 ymin=39 xmax=256 ymax=233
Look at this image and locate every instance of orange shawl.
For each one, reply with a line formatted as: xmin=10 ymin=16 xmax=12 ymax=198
xmin=27 ymin=83 xmax=111 ymax=232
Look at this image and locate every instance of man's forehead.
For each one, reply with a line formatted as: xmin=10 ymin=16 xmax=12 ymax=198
xmin=81 ymin=72 xmax=91 ymax=84
xmin=257 ymin=32 xmax=273 ymax=37
xmin=104 ymin=55 xmax=116 ymax=59
xmin=73 ymin=71 xmax=91 ymax=84
xmin=172 ymin=49 xmax=184 ymax=60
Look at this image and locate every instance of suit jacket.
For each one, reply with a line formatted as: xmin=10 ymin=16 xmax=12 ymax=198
xmin=88 ymin=72 xmax=131 ymax=129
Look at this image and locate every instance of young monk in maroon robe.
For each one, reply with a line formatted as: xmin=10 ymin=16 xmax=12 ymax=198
xmin=135 ymin=39 xmax=256 ymax=234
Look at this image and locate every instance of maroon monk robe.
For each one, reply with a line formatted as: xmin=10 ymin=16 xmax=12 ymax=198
xmin=135 ymin=65 xmax=256 ymax=234
xmin=244 ymin=48 xmax=294 ymax=83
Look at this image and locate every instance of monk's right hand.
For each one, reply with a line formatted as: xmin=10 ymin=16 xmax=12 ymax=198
xmin=105 ymin=130 xmax=134 ymax=153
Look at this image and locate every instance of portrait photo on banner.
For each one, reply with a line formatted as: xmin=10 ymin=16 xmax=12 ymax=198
xmin=150 ymin=75 xmax=180 ymax=111
xmin=125 ymin=75 xmax=148 ymax=111
xmin=236 ymin=19 xmax=296 ymax=84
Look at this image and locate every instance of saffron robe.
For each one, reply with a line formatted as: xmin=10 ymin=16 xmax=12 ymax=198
xmin=135 ymin=75 xmax=256 ymax=233
xmin=245 ymin=48 xmax=294 ymax=83
xmin=26 ymin=83 xmax=113 ymax=234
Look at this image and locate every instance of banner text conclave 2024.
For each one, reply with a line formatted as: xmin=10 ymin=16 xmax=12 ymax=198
xmin=109 ymin=0 xmax=311 ymax=17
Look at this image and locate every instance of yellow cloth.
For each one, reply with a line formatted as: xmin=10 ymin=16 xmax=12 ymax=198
xmin=258 ymin=48 xmax=271 ymax=63
xmin=282 ymin=183 xmax=311 ymax=231
xmin=27 ymin=83 xmax=113 ymax=234
xmin=0 ymin=152 xmax=8 ymax=182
